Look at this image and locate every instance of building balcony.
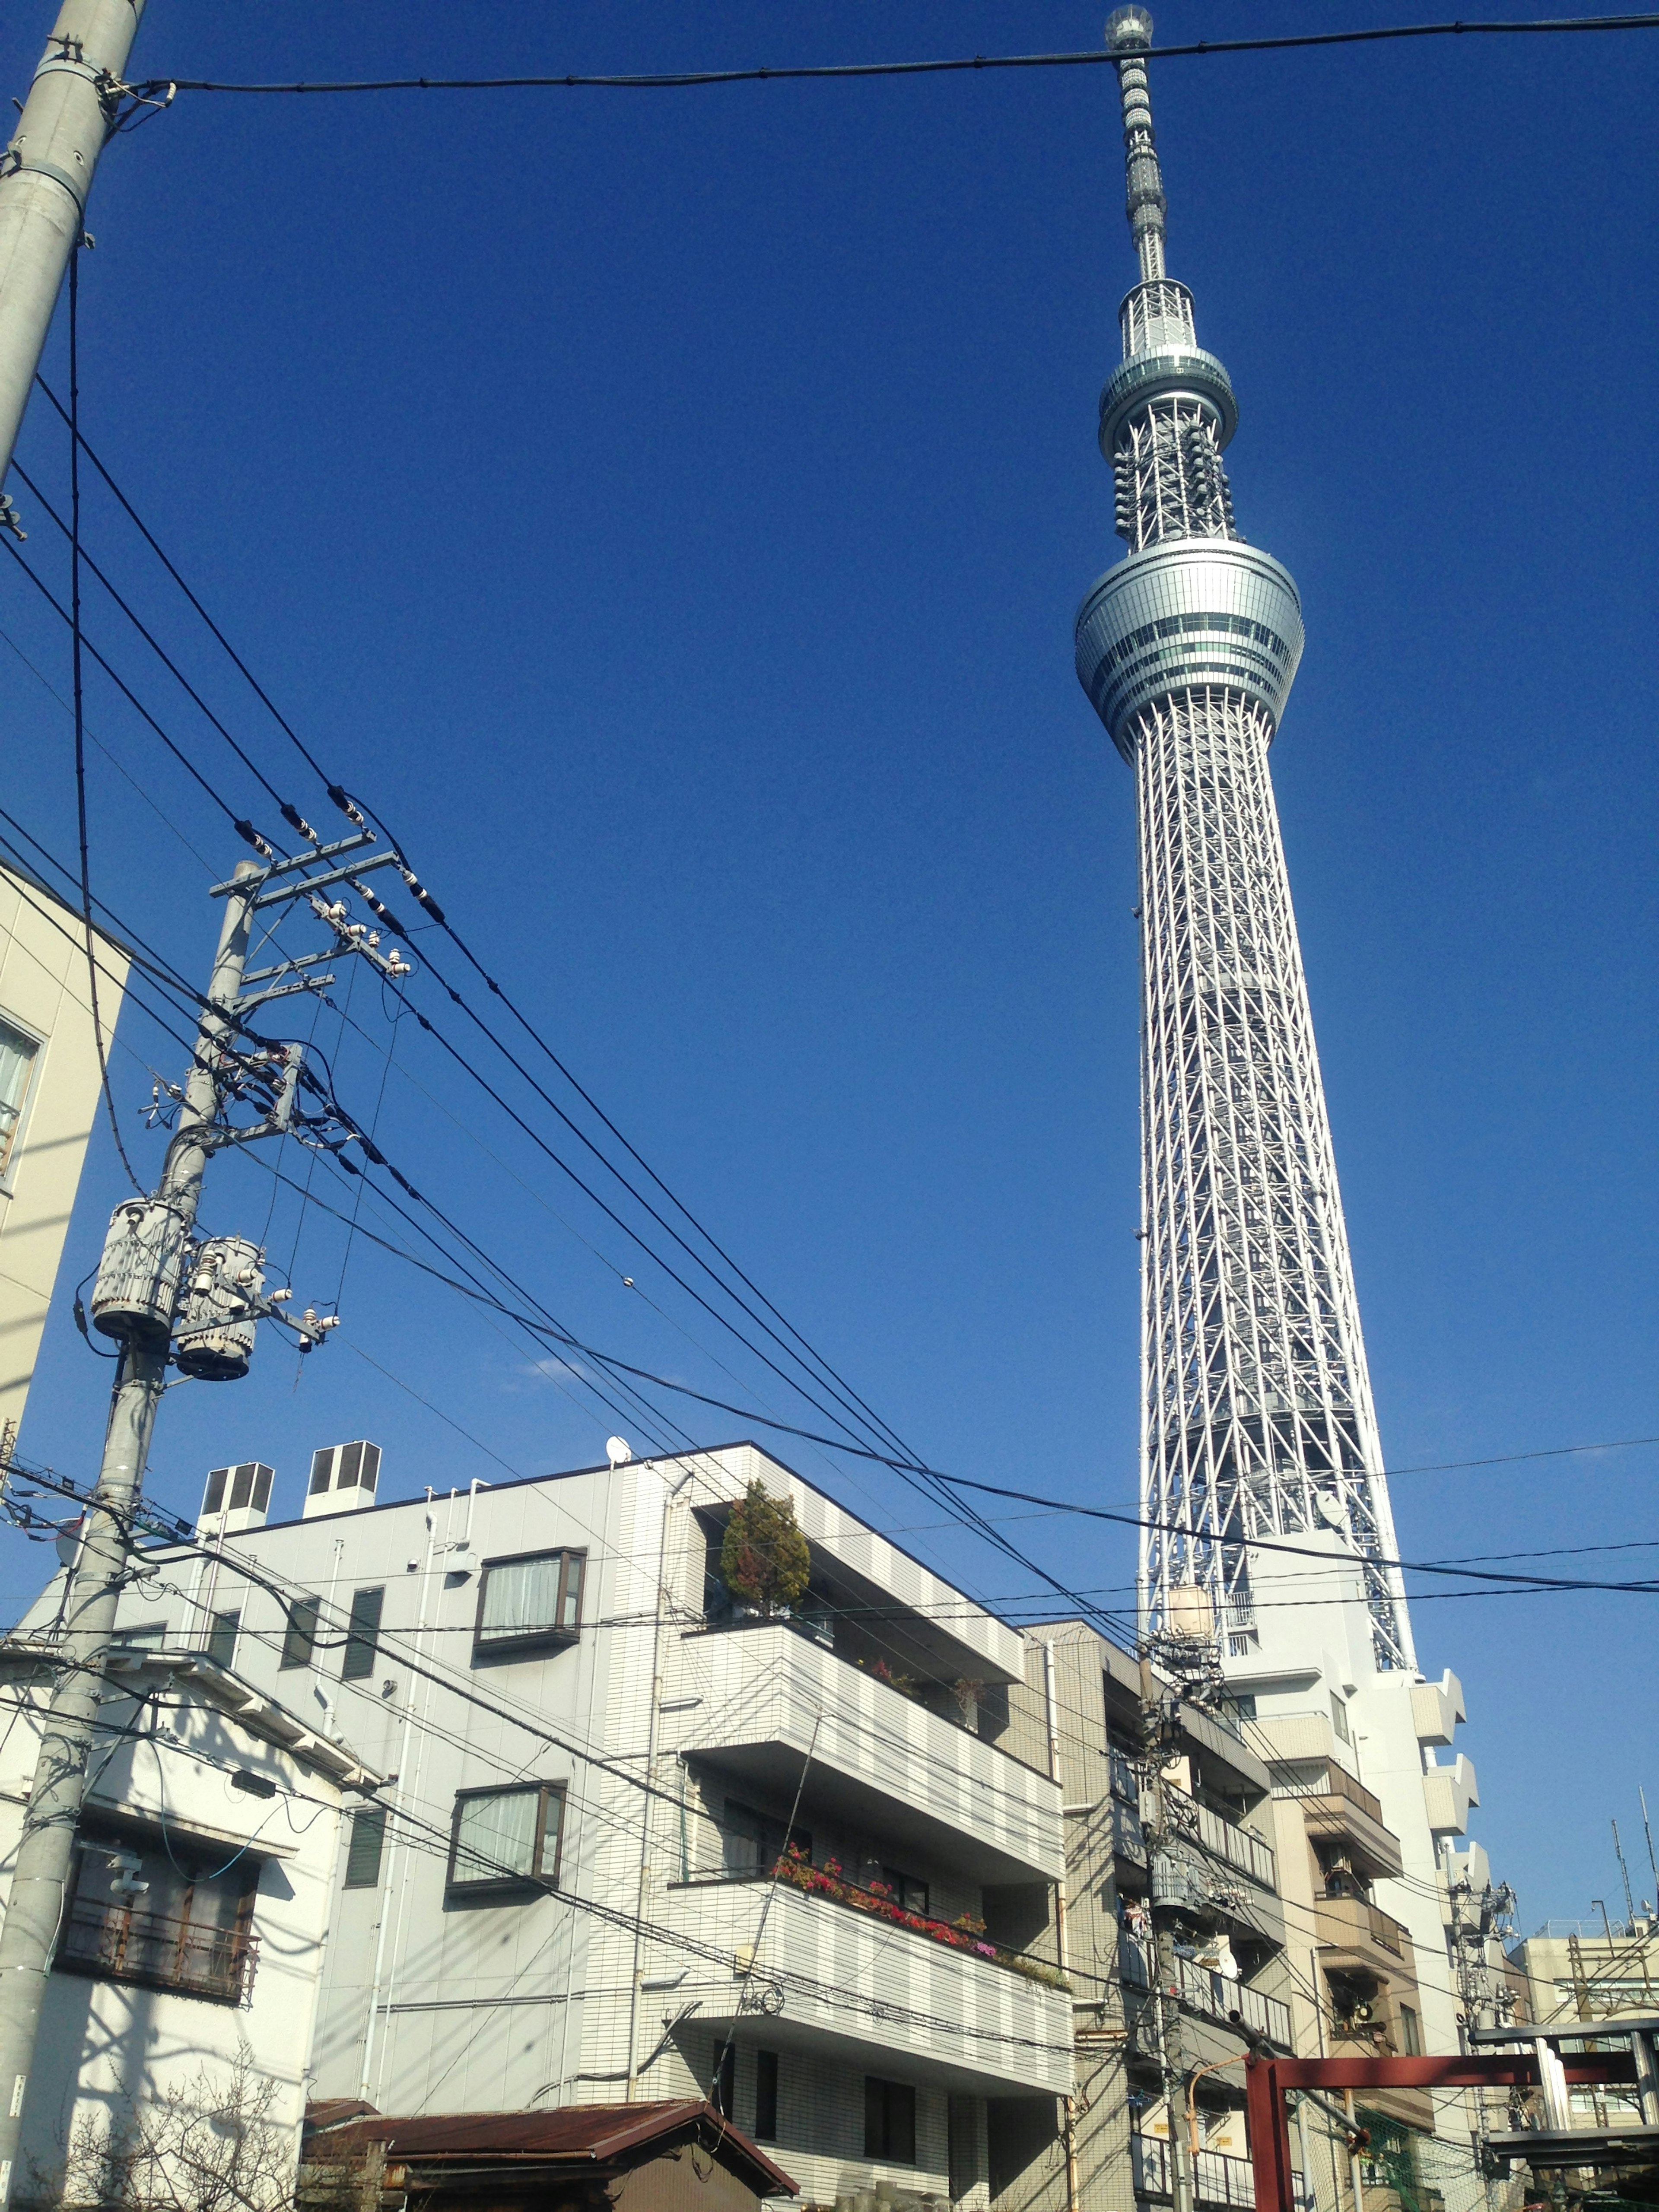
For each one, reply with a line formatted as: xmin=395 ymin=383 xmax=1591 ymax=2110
xmin=1314 ymin=1891 xmax=1415 ymax=1980
xmin=55 ymin=1899 xmax=254 ymax=2005
xmin=660 ymin=1874 xmax=1073 ymax=2098
xmin=668 ymin=1621 xmax=1062 ymax=1883
xmin=1268 ymin=1757 xmax=1405 ymax=1883
xmin=1119 ymin=1934 xmax=1292 ymax=2050
xmin=1132 ymin=2133 xmax=1303 ymax=2210
xmin=1421 ymin=1754 xmax=1478 ymax=1838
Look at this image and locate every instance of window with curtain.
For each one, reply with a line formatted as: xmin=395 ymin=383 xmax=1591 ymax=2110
xmin=448 ymin=1782 xmax=566 ymax=1893
xmin=0 ymin=1017 xmax=38 ymax=1177
xmin=473 ymin=1549 xmax=585 ymax=1659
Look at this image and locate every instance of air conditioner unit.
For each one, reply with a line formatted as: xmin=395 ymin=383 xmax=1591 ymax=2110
xmin=302 ymin=1440 xmax=382 ymax=1520
xmin=198 ymin=1462 xmax=273 ymax=1539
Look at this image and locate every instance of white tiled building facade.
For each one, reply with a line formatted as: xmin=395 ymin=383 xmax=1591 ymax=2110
xmin=25 ymin=1443 xmax=1071 ymax=2209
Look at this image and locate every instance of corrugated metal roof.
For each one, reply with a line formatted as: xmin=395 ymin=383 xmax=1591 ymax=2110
xmin=304 ymin=2098 xmax=796 ymax=2197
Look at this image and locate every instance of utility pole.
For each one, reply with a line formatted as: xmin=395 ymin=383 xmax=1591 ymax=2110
xmin=1139 ymin=1649 xmax=1195 ymax=2212
xmin=0 ymin=0 xmax=151 ymax=499
xmin=0 ymin=839 xmax=407 ymax=2202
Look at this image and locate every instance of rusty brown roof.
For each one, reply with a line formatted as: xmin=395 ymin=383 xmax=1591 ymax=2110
xmin=304 ymin=2098 xmax=796 ymax=2197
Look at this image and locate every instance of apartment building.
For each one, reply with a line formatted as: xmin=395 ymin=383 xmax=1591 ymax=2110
xmin=0 ymin=1635 xmax=377 ymax=2206
xmin=0 ymin=861 xmax=130 ymax=1451
xmin=985 ymin=1622 xmax=1298 ymax=2212
xmin=19 ymin=1442 xmax=1072 ymax=2211
xmin=1507 ymin=1916 xmax=1659 ymax=2027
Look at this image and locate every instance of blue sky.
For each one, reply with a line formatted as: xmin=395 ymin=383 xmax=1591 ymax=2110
xmin=0 ymin=3 xmax=1654 ymax=1927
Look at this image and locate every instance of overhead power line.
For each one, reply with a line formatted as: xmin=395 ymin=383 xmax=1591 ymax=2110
xmin=131 ymin=15 xmax=1659 ymax=99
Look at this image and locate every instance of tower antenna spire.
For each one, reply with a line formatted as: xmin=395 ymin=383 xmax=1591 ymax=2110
xmin=1106 ymin=8 xmax=1166 ymax=282
xmin=1077 ymin=6 xmax=1415 ymax=1678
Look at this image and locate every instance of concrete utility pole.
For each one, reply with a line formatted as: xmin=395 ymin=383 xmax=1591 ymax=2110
xmin=0 ymin=838 xmax=402 ymax=2202
xmin=0 ymin=0 xmax=147 ymax=493
xmin=0 ymin=860 xmax=254 ymax=2205
xmin=1139 ymin=1652 xmax=1195 ymax=2212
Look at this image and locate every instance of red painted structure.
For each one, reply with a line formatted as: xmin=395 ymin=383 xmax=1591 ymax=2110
xmin=1245 ymin=2050 xmax=1640 ymax=2212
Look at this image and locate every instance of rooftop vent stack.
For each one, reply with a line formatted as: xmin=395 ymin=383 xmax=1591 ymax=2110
xmin=302 ymin=1440 xmax=382 ymax=1520
xmin=197 ymin=1461 xmax=274 ymax=1540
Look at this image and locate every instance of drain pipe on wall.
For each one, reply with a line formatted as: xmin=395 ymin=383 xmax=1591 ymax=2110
xmin=625 ymin=1457 xmax=699 ymax=2101
xmin=358 ymin=1500 xmax=437 ymax=2101
xmin=1041 ymin=1639 xmax=1081 ymax=2212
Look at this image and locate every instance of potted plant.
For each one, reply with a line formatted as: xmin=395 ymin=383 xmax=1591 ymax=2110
xmin=719 ymin=1482 xmax=810 ymax=1618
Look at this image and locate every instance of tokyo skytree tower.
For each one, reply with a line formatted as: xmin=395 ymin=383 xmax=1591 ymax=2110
xmin=1075 ymin=10 xmax=1415 ymax=1674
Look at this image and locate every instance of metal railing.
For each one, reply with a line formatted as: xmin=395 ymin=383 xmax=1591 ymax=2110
xmin=1188 ymin=1791 xmax=1276 ymax=1890
xmin=1118 ymin=1933 xmax=1292 ymax=2046
xmin=57 ymin=1900 xmax=252 ymax=2004
xmin=1133 ymin=2134 xmax=1302 ymax=2209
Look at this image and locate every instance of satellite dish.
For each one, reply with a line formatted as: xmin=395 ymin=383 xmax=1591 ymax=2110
xmin=55 ymin=1516 xmax=83 ymax=1570
xmin=605 ymin=1437 xmax=633 ymax=1468
xmin=1316 ymin=1494 xmax=1346 ymax=1531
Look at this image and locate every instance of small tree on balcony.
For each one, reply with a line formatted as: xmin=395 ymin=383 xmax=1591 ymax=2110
xmin=720 ymin=1482 xmax=810 ymax=1617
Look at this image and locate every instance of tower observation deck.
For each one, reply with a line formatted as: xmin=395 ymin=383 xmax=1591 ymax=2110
xmin=1077 ymin=9 xmax=1414 ymax=1674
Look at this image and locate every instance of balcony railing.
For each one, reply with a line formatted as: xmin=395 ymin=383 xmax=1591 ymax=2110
xmin=1271 ymin=1755 xmax=1386 ymax=1827
xmin=57 ymin=1900 xmax=253 ymax=2005
xmin=1184 ymin=1790 xmax=1276 ymax=1891
xmin=683 ymin=1851 xmax=1070 ymax=1991
xmin=1133 ymin=2134 xmax=1303 ymax=2210
xmin=1109 ymin=1773 xmax=1276 ymax=1891
xmin=1118 ymin=1934 xmax=1292 ymax=2047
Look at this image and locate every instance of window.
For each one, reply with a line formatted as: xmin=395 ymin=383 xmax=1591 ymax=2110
xmin=1398 ymin=2005 xmax=1421 ymax=2056
xmin=341 ymin=1587 xmax=384 ymax=1680
xmin=118 ymin=1621 xmax=168 ymax=1652
xmin=713 ymin=2039 xmax=736 ymax=2119
xmin=205 ymin=1610 xmax=240 ymax=1668
xmin=753 ymin=2049 xmax=779 ymax=2140
xmin=721 ymin=1801 xmax=810 ymax=1880
xmin=0 ymin=1016 xmax=38 ymax=1177
xmin=474 ymin=1548 xmax=585 ymax=1659
xmin=880 ymin=1866 xmax=930 ymax=1916
xmin=447 ymin=1782 xmax=565 ymax=1894
xmin=280 ymin=1595 xmax=321 ymax=1671
xmin=864 ymin=2078 xmax=916 ymax=2164
xmin=60 ymin=1829 xmax=256 ymax=2005
xmin=1331 ymin=1695 xmax=1351 ymax=1745
xmin=344 ymin=1807 xmax=386 ymax=1890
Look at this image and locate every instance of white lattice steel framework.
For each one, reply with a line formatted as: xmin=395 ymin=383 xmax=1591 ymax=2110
xmin=1076 ymin=10 xmax=1415 ymax=1673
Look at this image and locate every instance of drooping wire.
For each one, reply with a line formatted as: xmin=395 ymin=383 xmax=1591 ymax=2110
xmin=66 ymin=238 xmax=141 ymax=1194
xmin=8 ymin=419 xmax=1061 ymax=1595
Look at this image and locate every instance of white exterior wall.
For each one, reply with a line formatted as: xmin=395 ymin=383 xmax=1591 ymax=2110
xmin=0 ymin=1661 xmax=355 ymax=2205
xmin=14 ymin=1445 xmax=1067 ymax=2205
xmin=0 ymin=865 xmax=130 ymax=1448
